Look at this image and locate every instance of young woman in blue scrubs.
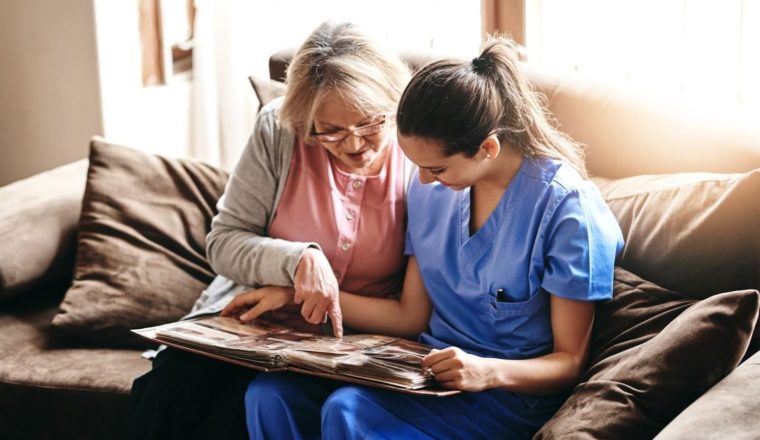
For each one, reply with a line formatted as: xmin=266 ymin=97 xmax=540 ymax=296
xmin=238 ymin=37 xmax=624 ymax=439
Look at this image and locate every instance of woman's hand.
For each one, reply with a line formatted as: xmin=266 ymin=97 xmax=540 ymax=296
xmin=221 ymin=286 xmax=296 ymax=321
xmin=294 ymin=248 xmax=343 ymax=337
xmin=421 ymin=347 xmax=494 ymax=392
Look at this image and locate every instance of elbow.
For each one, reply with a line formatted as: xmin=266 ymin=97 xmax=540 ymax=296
xmin=205 ymin=227 xmax=226 ymax=275
xmin=562 ymin=353 xmax=588 ymax=389
xmin=398 ymin=315 xmax=430 ymax=340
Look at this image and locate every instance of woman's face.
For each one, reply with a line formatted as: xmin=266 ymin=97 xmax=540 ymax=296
xmin=397 ymin=133 xmax=488 ymax=191
xmin=312 ymin=94 xmax=393 ymax=176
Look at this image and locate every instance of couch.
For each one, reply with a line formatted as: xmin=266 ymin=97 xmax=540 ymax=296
xmin=1 ymin=49 xmax=758 ymax=439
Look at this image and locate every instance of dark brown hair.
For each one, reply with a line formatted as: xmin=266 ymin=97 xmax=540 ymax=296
xmin=397 ymin=36 xmax=586 ymax=177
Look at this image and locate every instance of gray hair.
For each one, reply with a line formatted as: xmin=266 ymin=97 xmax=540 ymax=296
xmin=278 ymin=21 xmax=411 ymax=141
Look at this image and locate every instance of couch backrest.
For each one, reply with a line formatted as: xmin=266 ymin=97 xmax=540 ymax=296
xmin=269 ymin=48 xmax=760 ymax=179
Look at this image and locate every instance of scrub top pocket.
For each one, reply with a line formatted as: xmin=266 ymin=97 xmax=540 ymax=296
xmin=484 ymin=290 xmax=552 ymax=359
xmin=488 ymin=289 xmax=546 ymax=317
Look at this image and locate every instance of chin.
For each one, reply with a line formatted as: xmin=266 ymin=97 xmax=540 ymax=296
xmin=342 ymin=153 xmax=378 ymax=171
xmin=437 ymin=181 xmax=466 ymax=191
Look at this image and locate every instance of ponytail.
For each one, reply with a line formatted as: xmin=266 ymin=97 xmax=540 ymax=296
xmin=397 ymin=35 xmax=587 ymax=178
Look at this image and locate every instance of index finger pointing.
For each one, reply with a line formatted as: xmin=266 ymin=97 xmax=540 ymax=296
xmin=328 ymin=302 xmax=343 ymax=339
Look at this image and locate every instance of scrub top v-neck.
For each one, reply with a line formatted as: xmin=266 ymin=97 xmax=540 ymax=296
xmin=404 ymin=156 xmax=624 ymax=361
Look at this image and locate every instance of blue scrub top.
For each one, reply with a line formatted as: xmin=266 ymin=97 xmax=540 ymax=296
xmin=405 ymin=156 xmax=624 ymax=360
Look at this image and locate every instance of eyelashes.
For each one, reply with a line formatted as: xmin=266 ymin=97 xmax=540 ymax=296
xmin=429 ymin=168 xmax=445 ymax=177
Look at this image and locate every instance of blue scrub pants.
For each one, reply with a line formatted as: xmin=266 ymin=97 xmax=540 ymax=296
xmin=244 ymin=372 xmax=562 ymax=440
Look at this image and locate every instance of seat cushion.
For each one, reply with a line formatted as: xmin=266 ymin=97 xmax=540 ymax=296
xmin=0 ymin=286 xmax=150 ymax=439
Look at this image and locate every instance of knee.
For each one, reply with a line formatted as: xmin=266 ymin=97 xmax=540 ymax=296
xmin=321 ymin=387 xmax=374 ymax=435
xmin=244 ymin=374 xmax=299 ymax=413
xmin=244 ymin=376 xmax=271 ymax=414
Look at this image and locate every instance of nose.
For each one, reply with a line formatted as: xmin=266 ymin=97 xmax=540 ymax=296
xmin=344 ymin=132 xmax=364 ymax=152
xmin=418 ymin=169 xmax=436 ymax=185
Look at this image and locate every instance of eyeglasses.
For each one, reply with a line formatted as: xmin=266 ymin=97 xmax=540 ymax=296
xmin=311 ymin=113 xmax=394 ymax=144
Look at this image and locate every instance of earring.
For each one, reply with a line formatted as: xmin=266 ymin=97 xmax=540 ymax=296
xmin=485 ymin=153 xmax=492 ymax=159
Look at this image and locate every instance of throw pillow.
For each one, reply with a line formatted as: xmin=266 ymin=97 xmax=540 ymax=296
xmin=0 ymin=161 xmax=87 ymax=302
xmin=534 ymin=268 xmax=759 ymax=439
xmin=51 ymin=137 xmax=229 ymax=347
xmin=249 ymin=76 xmax=286 ymax=113
xmin=592 ymin=170 xmax=760 ymax=299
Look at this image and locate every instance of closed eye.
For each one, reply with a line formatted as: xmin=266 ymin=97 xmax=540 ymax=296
xmin=429 ymin=168 xmax=445 ymax=176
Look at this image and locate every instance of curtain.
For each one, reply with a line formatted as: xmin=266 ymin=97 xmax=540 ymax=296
xmin=190 ymin=0 xmax=258 ymax=170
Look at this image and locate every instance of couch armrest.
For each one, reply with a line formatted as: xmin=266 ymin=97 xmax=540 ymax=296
xmin=0 ymin=160 xmax=88 ymax=302
xmin=655 ymin=350 xmax=760 ymax=439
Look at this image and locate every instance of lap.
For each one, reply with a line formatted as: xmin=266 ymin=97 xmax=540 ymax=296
xmin=245 ymin=373 xmax=562 ymax=439
xmin=126 ymin=348 xmax=256 ymax=440
xmin=322 ymin=386 xmax=561 ymax=440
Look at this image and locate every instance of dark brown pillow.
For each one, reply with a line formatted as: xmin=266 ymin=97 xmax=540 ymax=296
xmin=249 ymin=76 xmax=286 ymax=113
xmin=534 ymin=268 xmax=759 ymax=439
xmin=51 ymin=137 xmax=229 ymax=346
xmin=593 ymin=170 xmax=760 ymax=299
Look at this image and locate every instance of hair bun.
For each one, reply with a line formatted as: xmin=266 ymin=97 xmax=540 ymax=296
xmin=471 ymin=56 xmax=493 ymax=72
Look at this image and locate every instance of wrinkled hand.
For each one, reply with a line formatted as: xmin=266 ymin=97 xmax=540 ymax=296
xmin=293 ymin=248 xmax=343 ymax=338
xmin=421 ymin=347 xmax=493 ymax=392
xmin=221 ymin=286 xmax=296 ymax=321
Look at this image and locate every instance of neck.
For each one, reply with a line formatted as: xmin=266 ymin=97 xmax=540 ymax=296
xmin=475 ymin=148 xmax=524 ymax=193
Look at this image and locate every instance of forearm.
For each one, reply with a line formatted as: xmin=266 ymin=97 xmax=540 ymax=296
xmin=339 ymin=291 xmax=428 ymax=339
xmin=483 ymin=351 xmax=586 ymax=395
xmin=206 ymin=226 xmax=316 ymax=287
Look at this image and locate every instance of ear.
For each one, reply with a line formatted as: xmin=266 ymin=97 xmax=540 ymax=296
xmin=478 ymin=134 xmax=501 ymax=160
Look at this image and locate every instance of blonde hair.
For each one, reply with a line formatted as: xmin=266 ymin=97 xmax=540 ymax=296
xmin=398 ymin=35 xmax=587 ymax=178
xmin=278 ymin=21 xmax=411 ymax=141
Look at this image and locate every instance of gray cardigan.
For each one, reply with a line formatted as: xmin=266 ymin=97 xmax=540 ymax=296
xmin=186 ymin=98 xmax=415 ymax=319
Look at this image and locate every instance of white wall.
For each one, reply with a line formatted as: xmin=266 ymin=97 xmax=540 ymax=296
xmin=0 ymin=0 xmax=102 ymax=186
xmin=93 ymin=0 xmax=192 ymax=160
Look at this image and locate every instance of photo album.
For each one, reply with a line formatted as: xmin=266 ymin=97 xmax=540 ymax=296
xmin=133 ymin=316 xmax=459 ymax=396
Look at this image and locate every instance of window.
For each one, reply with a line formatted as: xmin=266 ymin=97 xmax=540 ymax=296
xmin=139 ymin=0 xmax=195 ymax=86
xmin=525 ymin=0 xmax=760 ymax=122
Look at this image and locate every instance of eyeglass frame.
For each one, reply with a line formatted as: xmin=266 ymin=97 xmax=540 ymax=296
xmin=310 ymin=113 xmax=395 ymax=144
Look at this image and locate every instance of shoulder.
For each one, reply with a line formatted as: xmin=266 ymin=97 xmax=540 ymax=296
xmin=255 ymin=97 xmax=286 ymax=136
xmin=247 ymin=97 xmax=295 ymax=163
xmin=520 ymin=157 xmax=601 ymax=213
xmin=517 ymin=157 xmax=620 ymax=241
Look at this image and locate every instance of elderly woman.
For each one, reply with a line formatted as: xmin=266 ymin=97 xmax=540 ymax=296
xmin=124 ymin=21 xmax=412 ymax=440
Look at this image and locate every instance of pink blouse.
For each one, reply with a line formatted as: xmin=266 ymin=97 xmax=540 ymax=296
xmin=268 ymin=138 xmax=406 ymax=298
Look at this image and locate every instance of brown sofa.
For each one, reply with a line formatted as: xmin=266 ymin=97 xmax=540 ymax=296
xmin=1 ymin=51 xmax=758 ymax=439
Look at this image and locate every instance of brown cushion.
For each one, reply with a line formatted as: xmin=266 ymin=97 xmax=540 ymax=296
xmin=593 ymin=170 xmax=760 ymax=299
xmin=535 ymin=268 xmax=759 ymax=439
xmin=654 ymin=350 xmax=760 ymax=440
xmin=249 ymin=76 xmax=286 ymax=113
xmin=51 ymin=137 xmax=229 ymax=346
xmin=0 ymin=160 xmax=87 ymax=302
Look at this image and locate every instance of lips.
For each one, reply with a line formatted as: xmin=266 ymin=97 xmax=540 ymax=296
xmin=346 ymin=151 xmax=369 ymax=162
